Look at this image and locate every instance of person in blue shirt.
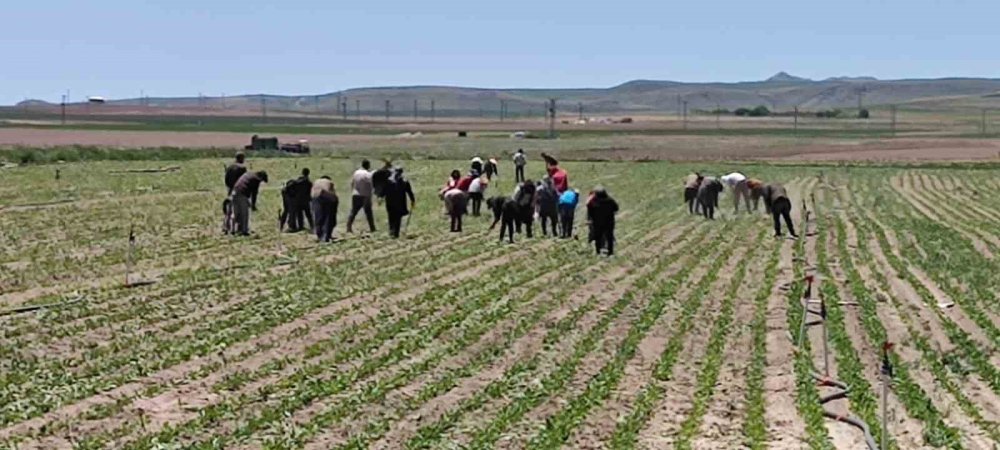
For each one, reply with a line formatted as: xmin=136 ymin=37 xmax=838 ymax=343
xmin=558 ymin=188 xmax=580 ymax=239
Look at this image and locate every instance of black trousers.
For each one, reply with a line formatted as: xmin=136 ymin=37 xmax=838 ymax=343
xmin=771 ymin=198 xmax=796 ymax=237
xmin=684 ymin=188 xmax=698 ymax=214
xmin=347 ymin=195 xmax=376 ymax=232
xmin=470 ymin=192 xmax=483 ymax=216
xmin=594 ymin=222 xmax=615 ymax=255
xmin=450 ymin=214 xmax=463 ymax=232
xmin=388 ymin=213 xmax=404 ymax=238
xmin=515 ymin=165 xmax=525 ymax=182
xmin=312 ymin=197 xmax=337 ymax=242
xmin=540 ymin=211 xmax=558 ymax=237
xmin=559 ymin=206 xmax=575 ymax=238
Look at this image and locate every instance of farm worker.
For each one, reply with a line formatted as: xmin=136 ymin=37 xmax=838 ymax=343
xmin=380 ymin=166 xmax=416 ymax=238
xmin=468 ymin=175 xmax=487 ymax=216
xmin=721 ymin=172 xmax=752 ymax=213
xmin=697 ymin=176 xmax=723 ymax=220
xmin=762 ymin=183 xmax=798 ymax=239
xmin=513 ymin=149 xmax=527 ymax=183
xmin=232 ymin=170 xmax=268 ymax=236
xmin=224 ymin=152 xmax=248 ymax=195
xmin=311 ymin=176 xmax=339 ymax=242
xmin=535 ymin=176 xmax=560 ymax=237
xmin=587 ymin=186 xmax=619 ymax=256
xmin=444 ymin=169 xmax=461 ymax=191
xmin=558 ymin=188 xmax=580 ymax=239
xmin=683 ymin=172 xmax=704 ymax=214
xmin=442 ymin=188 xmax=469 ymax=232
xmin=456 ymin=171 xmax=476 ymax=192
xmin=540 ymin=152 xmax=569 ymax=193
xmin=513 ymin=180 xmax=537 ymax=237
xmin=484 ymin=158 xmax=499 ymax=181
xmin=280 ymin=168 xmax=313 ymax=232
xmin=470 ymin=156 xmax=484 ymax=176
xmin=347 ymin=159 xmax=377 ymax=233
xmin=746 ymin=178 xmax=765 ymax=212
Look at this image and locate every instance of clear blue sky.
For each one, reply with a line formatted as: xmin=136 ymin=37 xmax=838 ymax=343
xmin=4 ymin=0 xmax=998 ymax=105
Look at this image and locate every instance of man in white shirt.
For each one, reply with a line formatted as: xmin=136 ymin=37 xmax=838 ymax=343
xmin=720 ymin=171 xmax=752 ymax=213
xmin=347 ymin=159 xmax=376 ymax=233
xmin=513 ymin=149 xmax=527 ymax=182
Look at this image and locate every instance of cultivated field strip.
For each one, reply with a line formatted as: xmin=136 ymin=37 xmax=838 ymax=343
xmin=7 ymin=159 xmax=1000 ymax=449
xmin=400 ymin=221 xmax=725 ymax=450
xmin=115 ymin=206 xmax=680 ymax=448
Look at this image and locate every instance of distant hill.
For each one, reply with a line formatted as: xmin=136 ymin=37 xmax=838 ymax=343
xmin=15 ymin=73 xmax=1000 ymax=115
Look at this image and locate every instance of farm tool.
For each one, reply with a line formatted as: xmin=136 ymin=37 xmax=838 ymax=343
xmin=798 ymin=274 xmax=880 ymax=450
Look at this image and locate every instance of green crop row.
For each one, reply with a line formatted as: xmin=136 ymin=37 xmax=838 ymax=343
xmin=836 ymin=213 xmax=965 ymax=448
xmin=405 ymin=223 xmax=717 ymax=450
xmin=741 ymin=240 xmax=784 ymax=448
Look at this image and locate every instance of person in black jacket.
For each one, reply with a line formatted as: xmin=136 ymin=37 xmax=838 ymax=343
xmin=587 ymin=186 xmax=619 ymax=256
xmin=280 ymin=168 xmax=313 ymax=232
xmin=224 ymin=152 xmax=248 ymax=195
xmin=379 ymin=166 xmax=415 ymax=238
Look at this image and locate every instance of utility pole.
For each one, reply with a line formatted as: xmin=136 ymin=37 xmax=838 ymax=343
xmin=60 ymin=94 xmax=66 ymax=125
xmin=337 ymin=95 xmax=343 ymax=116
xmin=342 ymin=98 xmax=348 ymax=120
xmin=385 ymin=100 xmax=391 ymax=122
xmin=890 ymin=105 xmax=897 ymax=136
xmin=682 ymin=100 xmax=688 ymax=130
xmin=857 ymin=86 xmax=866 ymax=114
xmin=431 ymin=100 xmax=436 ymax=122
xmin=499 ymin=100 xmax=505 ymax=122
xmin=548 ymin=98 xmax=557 ymax=139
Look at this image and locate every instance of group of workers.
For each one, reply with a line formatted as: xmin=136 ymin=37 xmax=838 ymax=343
xmin=223 ymin=153 xmax=414 ymax=241
xmin=684 ymin=171 xmax=798 ymax=238
xmin=437 ymin=151 xmax=618 ymax=256
xmin=221 ymin=149 xmax=619 ymax=256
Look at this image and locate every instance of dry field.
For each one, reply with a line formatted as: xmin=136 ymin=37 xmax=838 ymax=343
xmin=0 ymin=157 xmax=998 ymax=449
xmin=2 ymin=125 xmax=1000 ymax=162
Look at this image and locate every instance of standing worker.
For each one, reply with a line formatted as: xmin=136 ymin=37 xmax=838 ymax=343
xmin=558 ymin=188 xmax=580 ymax=239
xmin=721 ymin=171 xmax=752 ymax=213
xmin=311 ymin=176 xmax=339 ymax=242
xmin=536 ymin=177 xmax=559 ymax=237
xmin=762 ymin=183 xmax=798 ymax=239
xmin=280 ymin=168 xmax=313 ymax=232
xmin=513 ymin=149 xmax=527 ymax=183
xmin=232 ymin=170 xmax=268 ymax=236
xmin=224 ymin=152 xmax=248 ymax=195
xmin=381 ymin=166 xmax=416 ymax=238
xmin=347 ymin=159 xmax=377 ymax=233
xmin=540 ymin=152 xmax=569 ymax=193
xmin=684 ymin=172 xmax=703 ymax=214
xmin=587 ymin=186 xmax=619 ymax=256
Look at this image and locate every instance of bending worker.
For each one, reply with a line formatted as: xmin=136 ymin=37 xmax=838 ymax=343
xmin=762 ymin=183 xmax=798 ymax=239
xmin=720 ymin=171 xmax=751 ymax=213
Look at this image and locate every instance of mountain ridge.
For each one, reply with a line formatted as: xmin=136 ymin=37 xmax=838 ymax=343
xmin=15 ymin=74 xmax=1000 ymax=114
